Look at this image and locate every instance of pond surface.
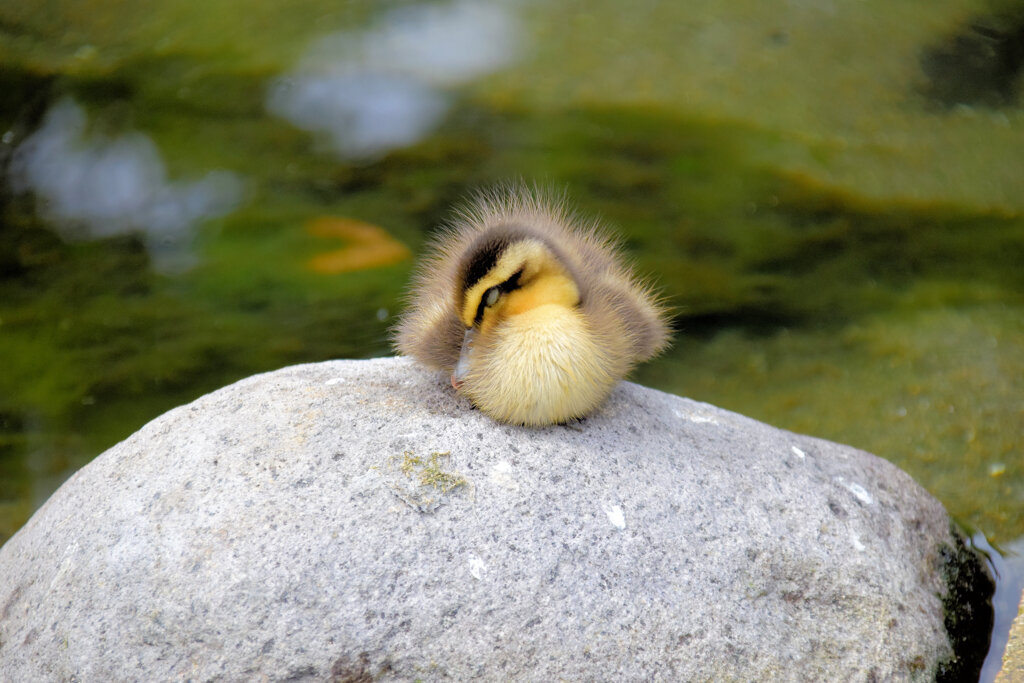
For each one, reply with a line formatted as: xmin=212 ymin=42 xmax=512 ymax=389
xmin=1 ymin=0 xmax=1023 ymax=675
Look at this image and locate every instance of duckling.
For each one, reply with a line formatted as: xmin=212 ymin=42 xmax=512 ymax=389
xmin=393 ymin=187 xmax=670 ymax=426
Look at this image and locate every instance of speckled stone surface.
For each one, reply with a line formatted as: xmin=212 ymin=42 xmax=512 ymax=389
xmin=998 ymin=593 xmax=1024 ymax=682
xmin=0 ymin=357 xmax=989 ymax=681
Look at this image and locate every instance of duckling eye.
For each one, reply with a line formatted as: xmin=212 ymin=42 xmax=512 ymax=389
xmin=484 ymin=287 xmax=500 ymax=307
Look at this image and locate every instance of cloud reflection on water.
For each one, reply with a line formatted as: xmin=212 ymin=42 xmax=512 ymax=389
xmin=11 ymin=98 xmax=244 ymax=273
xmin=267 ymin=0 xmax=523 ymax=159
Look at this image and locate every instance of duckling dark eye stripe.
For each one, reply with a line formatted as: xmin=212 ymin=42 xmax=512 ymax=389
xmin=500 ymin=268 xmax=523 ymax=293
xmin=471 ymin=267 xmax=523 ymax=326
xmin=473 ymin=293 xmax=492 ymax=326
xmin=462 ymin=238 xmax=510 ymax=290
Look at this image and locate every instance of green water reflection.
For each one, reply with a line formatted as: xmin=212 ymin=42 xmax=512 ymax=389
xmin=1 ymin=0 xmax=1022 ymax=553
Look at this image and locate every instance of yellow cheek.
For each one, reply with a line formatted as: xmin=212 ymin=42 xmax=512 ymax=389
xmin=504 ymin=274 xmax=578 ymax=318
xmin=474 ymin=273 xmax=580 ymax=362
xmin=478 ymin=306 xmax=503 ymax=337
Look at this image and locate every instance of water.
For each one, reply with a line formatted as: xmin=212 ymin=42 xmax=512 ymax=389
xmin=11 ymin=98 xmax=243 ymax=272
xmin=1 ymin=0 xmax=1022 ymax=676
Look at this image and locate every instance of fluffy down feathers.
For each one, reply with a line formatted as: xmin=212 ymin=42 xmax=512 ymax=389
xmin=394 ymin=186 xmax=670 ymax=425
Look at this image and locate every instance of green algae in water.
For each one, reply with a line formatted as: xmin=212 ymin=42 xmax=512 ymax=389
xmin=494 ymin=0 xmax=1024 ymax=213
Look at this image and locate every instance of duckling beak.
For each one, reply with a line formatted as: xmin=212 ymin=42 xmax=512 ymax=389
xmin=451 ymin=327 xmax=476 ymax=391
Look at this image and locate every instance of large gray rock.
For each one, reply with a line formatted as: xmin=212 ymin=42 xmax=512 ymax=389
xmin=0 ymin=357 xmax=992 ymax=681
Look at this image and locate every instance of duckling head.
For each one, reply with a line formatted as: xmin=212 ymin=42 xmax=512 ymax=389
xmin=451 ymin=231 xmax=621 ymax=426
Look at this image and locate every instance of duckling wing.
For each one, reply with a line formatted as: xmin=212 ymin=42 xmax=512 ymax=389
xmin=581 ymin=276 xmax=670 ymax=366
xmin=564 ymin=225 xmax=670 ymax=364
xmin=393 ymin=297 xmax=464 ymax=371
xmin=392 ymin=227 xmax=472 ymax=371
